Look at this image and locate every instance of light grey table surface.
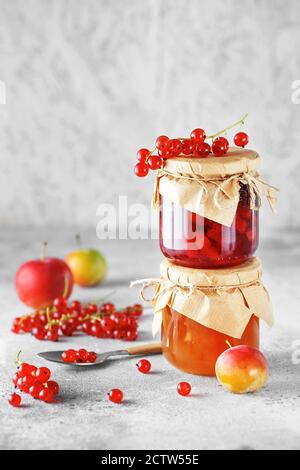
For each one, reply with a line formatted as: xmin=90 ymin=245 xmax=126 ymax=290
xmin=0 ymin=229 xmax=299 ymax=450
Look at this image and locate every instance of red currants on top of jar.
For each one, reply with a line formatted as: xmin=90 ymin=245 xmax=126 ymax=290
xmin=134 ymin=114 xmax=250 ymax=177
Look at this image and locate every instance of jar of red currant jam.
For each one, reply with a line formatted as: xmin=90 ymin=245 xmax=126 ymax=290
xmin=157 ymin=148 xmax=263 ymax=269
xmin=157 ymin=258 xmax=273 ymax=376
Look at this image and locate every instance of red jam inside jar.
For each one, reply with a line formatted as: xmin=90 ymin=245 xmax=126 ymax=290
xmin=161 ymin=307 xmax=259 ymax=377
xmin=160 ymin=184 xmax=259 ymax=269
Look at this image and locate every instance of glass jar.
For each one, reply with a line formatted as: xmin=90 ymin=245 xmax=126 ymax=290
xmin=160 ymin=184 xmax=259 ymax=269
xmin=156 ymin=257 xmax=273 ymax=377
xmin=156 ymin=148 xmax=262 ymax=269
xmin=162 ymin=307 xmax=259 ymax=376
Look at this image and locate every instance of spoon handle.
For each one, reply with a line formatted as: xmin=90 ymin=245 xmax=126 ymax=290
xmin=127 ymin=342 xmax=162 ymax=356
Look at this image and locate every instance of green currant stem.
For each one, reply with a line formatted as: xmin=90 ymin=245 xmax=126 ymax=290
xmin=46 ymin=307 xmax=53 ymax=327
xmin=40 ymin=241 xmax=47 ymax=261
xmin=145 ymin=148 xmax=157 ymax=163
xmin=225 ymin=340 xmax=233 ymax=349
xmin=15 ymin=350 xmax=22 ymax=367
xmin=62 ymin=275 xmax=69 ymax=298
xmin=207 ymin=113 xmax=249 ymax=141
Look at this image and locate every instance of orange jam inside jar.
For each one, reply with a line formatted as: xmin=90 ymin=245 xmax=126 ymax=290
xmin=162 ymin=308 xmax=259 ymax=376
xmin=157 ymin=258 xmax=273 ymax=377
xmin=157 ymin=148 xmax=262 ymax=269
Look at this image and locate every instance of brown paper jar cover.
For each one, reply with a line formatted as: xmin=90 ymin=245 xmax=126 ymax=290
xmin=152 ymin=257 xmax=274 ymax=339
xmin=153 ymin=148 xmax=278 ymax=227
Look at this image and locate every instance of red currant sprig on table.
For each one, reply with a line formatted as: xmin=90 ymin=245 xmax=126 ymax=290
xmin=62 ymin=349 xmax=97 ymax=364
xmin=134 ymin=114 xmax=250 ymax=177
xmin=9 ymin=352 xmax=60 ymax=407
xmin=11 ymin=300 xmax=143 ymax=343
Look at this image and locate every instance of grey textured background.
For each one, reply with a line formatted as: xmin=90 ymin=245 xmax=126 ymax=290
xmin=0 ymin=0 xmax=299 ymax=238
xmin=0 ymin=0 xmax=300 ymax=451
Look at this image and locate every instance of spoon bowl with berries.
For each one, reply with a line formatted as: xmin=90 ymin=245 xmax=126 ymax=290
xmin=37 ymin=342 xmax=162 ymax=367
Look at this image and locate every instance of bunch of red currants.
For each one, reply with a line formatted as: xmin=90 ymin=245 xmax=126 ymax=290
xmin=11 ymin=298 xmax=143 ymax=343
xmin=9 ymin=357 xmax=59 ymax=407
xmin=134 ymin=128 xmax=249 ymax=178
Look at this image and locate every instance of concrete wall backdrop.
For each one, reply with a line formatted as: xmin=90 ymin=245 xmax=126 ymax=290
xmin=0 ymin=0 xmax=299 ymax=239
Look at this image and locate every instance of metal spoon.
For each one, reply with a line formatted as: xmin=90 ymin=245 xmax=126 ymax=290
xmin=37 ymin=342 xmax=162 ymax=367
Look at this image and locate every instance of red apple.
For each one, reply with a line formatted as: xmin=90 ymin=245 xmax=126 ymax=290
xmin=15 ymin=244 xmax=74 ymax=309
xmin=215 ymin=345 xmax=269 ymax=394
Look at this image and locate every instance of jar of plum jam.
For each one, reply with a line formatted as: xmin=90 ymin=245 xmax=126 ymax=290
xmin=158 ymin=258 xmax=273 ymax=377
xmin=157 ymin=148 xmax=261 ymax=268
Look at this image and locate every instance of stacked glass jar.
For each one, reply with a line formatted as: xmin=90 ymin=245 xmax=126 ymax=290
xmin=153 ymin=148 xmax=275 ymax=376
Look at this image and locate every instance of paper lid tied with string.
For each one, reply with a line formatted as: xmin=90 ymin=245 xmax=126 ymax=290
xmin=131 ymin=257 xmax=274 ymax=339
xmin=152 ymin=148 xmax=279 ymax=227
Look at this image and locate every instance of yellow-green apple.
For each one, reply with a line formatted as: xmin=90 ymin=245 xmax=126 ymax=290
xmin=66 ymin=239 xmax=107 ymax=287
xmin=215 ymin=345 xmax=269 ymax=394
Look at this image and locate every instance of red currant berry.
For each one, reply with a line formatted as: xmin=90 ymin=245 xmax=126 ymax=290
xmin=147 ymin=156 xmax=163 ymax=170
xmin=39 ymin=387 xmax=55 ymax=403
xmin=212 ymin=140 xmax=227 ymax=156
xmin=88 ymin=303 xmax=98 ymax=314
xmin=45 ymin=329 xmax=59 ymax=342
xmin=234 ymin=131 xmax=249 ymax=147
xmin=101 ymin=302 xmax=115 ymax=314
xmin=60 ymin=322 xmax=75 ymax=337
xmin=87 ymin=352 xmax=97 ymax=363
xmin=125 ymin=329 xmax=138 ymax=341
xmin=8 ymin=393 xmax=22 ymax=407
xmin=76 ymin=349 xmax=89 ymax=363
xmin=29 ymin=383 xmax=44 ymax=399
xmin=47 ymin=381 xmax=59 ymax=395
xmin=162 ymin=149 xmax=173 ymax=159
xmin=104 ymin=327 xmax=113 ymax=339
xmin=108 ymin=388 xmax=124 ymax=404
xmin=177 ymin=382 xmax=191 ymax=396
xmin=136 ymin=359 xmax=151 ymax=374
xmin=130 ymin=304 xmax=143 ymax=317
xmin=21 ymin=317 xmax=32 ymax=333
xmin=182 ymin=139 xmax=195 ymax=155
xmin=215 ymin=136 xmax=229 ymax=151
xmin=134 ymin=162 xmax=149 ymax=178
xmin=12 ymin=372 xmax=20 ymax=386
xmin=155 ymin=135 xmax=169 ymax=151
xmin=136 ymin=148 xmax=150 ymax=164
xmin=196 ymin=142 xmax=211 ymax=157
xmin=32 ymin=327 xmax=46 ymax=341
xmin=53 ymin=296 xmax=67 ymax=309
xmin=168 ymin=139 xmax=182 ymax=157
xmin=35 ymin=367 xmax=51 ymax=382
xmin=70 ymin=300 xmax=81 ymax=312
xmin=18 ymin=363 xmax=37 ymax=377
xmin=62 ymin=349 xmax=76 ymax=363
xmin=112 ymin=329 xmax=122 ymax=340
xmin=190 ymin=128 xmax=206 ymax=143
xmin=22 ymin=374 xmax=35 ymax=388
xmin=11 ymin=324 xmax=22 ymax=334
xmin=127 ymin=317 xmax=138 ymax=329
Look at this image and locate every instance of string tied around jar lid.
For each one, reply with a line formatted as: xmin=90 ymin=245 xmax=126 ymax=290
xmin=130 ymin=277 xmax=262 ymax=304
xmin=153 ymin=168 xmax=279 ymax=214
